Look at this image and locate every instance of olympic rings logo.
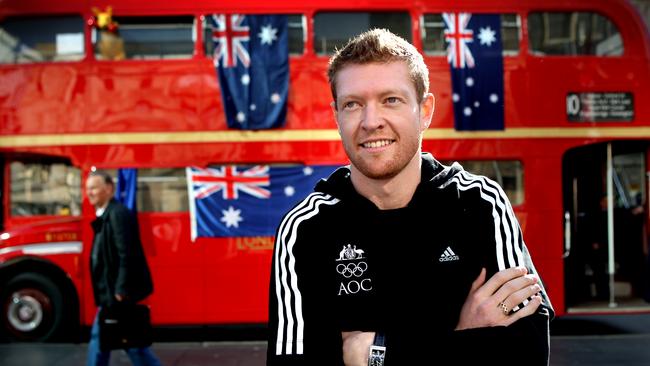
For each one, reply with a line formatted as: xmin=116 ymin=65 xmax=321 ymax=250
xmin=336 ymin=262 xmax=368 ymax=278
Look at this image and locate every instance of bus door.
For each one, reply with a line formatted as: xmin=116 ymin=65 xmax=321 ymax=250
xmin=563 ymin=141 xmax=650 ymax=312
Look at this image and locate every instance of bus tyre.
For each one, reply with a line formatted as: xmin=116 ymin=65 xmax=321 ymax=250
xmin=1 ymin=273 xmax=64 ymax=341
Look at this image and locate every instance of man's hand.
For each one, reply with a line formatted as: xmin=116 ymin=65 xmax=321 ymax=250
xmin=455 ymin=267 xmax=542 ymax=330
xmin=115 ymin=294 xmax=125 ymax=302
xmin=342 ymin=331 xmax=375 ymax=366
xmin=340 ymin=267 xmax=543 ymax=364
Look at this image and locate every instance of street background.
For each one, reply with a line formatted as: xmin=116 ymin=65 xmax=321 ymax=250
xmin=2 ymin=313 xmax=650 ymax=365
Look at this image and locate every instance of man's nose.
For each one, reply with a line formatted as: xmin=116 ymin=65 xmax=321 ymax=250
xmin=360 ymin=103 xmax=385 ymax=130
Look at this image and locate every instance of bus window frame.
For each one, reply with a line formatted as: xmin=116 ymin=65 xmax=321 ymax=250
xmin=5 ymin=157 xmax=82 ymax=227
xmin=91 ymin=15 xmax=196 ymax=61
xmin=419 ymin=12 xmax=523 ymax=57
xmin=443 ymin=159 xmax=526 ymax=206
xmin=0 ymin=14 xmax=86 ymax=64
xmin=525 ymin=10 xmax=625 ymax=58
xmin=201 ymin=13 xmax=306 ymax=59
xmin=312 ymin=10 xmax=414 ymax=57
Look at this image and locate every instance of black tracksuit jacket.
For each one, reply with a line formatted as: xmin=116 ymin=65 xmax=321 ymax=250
xmin=267 ymin=153 xmax=554 ymax=365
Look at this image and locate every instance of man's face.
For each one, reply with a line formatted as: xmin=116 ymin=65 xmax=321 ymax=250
xmin=86 ymin=175 xmax=113 ymax=208
xmin=332 ymin=61 xmax=433 ymax=180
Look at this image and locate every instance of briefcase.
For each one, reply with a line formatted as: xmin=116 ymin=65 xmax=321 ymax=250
xmin=98 ymin=303 xmax=153 ymax=351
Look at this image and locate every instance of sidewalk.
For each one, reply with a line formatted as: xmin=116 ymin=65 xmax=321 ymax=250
xmin=0 ymin=341 xmax=267 ymax=366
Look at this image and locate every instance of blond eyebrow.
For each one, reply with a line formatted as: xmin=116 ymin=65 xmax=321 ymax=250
xmin=377 ymin=88 xmax=411 ymax=98
xmin=338 ymin=87 xmax=411 ymax=103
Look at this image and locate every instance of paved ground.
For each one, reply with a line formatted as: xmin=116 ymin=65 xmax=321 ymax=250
xmin=2 ymin=314 xmax=650 ymax=365
xmin=0 ymin=341 xmax=268 ymax=366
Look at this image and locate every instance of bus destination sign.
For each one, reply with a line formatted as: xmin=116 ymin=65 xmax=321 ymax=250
xmin=566 ymin=92 xmax=634 ymax=122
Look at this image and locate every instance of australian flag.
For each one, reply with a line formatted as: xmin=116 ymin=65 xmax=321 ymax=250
xmin=186 ymin=165 xmax=338 ymax=240
xmin=444 ymin=13 xmax=504 ymax=131
xmin=209 ymin=14 xmax=289 ymax=130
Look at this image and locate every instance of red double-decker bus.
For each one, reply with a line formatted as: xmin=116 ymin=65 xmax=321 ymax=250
xmin=1 ymin=0 xmax=649 ymax=341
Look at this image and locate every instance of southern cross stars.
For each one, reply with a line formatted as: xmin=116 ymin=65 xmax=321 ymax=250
xmin=258 ymin=25 xmax=278 ymax=45
xmin=221 ymin=206 xmax=243 ymax=228
xmin=478 ymin=26 xmax=496 ymax=46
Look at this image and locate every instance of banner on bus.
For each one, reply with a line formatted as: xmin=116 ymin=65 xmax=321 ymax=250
xmin=209 ymin=14 xmax=289 ymax=130
xmin=186 ymin=165 xmax=338 ymax=241
xmin=444 ymin=13 xmax=504 ymax=131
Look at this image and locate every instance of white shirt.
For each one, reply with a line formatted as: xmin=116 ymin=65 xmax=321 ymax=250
xmin=95 ymin=202 xmax=109 ymax=217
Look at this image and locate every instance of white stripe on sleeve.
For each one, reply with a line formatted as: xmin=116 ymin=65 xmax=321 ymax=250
xmin=273 ymin=193 xmax=339 ymax=355
xmin=452 ymin=171 xmax=522 ymax=270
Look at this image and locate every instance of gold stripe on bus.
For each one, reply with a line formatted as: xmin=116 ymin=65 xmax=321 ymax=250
xmin=0 ymin=130 xmax=341 ymax=147
xmin=1 ymin=127 xmax=650 ymax=147
xmin=424 ymin=126 xmax=650 ymax=139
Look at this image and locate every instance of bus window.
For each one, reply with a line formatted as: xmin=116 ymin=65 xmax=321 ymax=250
xmin=421 ymin=13 xmax=520 ymax=56
xmin=528 ymin=12 xmax=623 ymax=56
xmin=313 ymin=12 xmax=411 ymax=55
xmin=137 ymin=168 xmax=188 ymax=212
xmin=203 ymin=14 xmax=304 ymax=57
xmin=421 ymin=14 xmax=446 ymax=55
xmin=288 ymin=14 xmax=306 ymax=55
xmin=10 ymin=161 xmax=81 ymax=216
xmin=501 ymin=14 xmax=521 ymax=55
xmin=452 ymin=160 xmax=524 ymax=205
xmin=0 ymin=16 xmax=84 ymax=64
xmin=613 ymin=152 xmax=646 ymax=209
xmin=93 ymin=16 xmax=194 ymax=60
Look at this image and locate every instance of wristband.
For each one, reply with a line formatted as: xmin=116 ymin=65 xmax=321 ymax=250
xmin=368 ymin=332 xmax=386 ymax=366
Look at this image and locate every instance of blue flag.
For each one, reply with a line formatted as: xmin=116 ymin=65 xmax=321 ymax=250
xmin=115 ymin=168 xmax=137 ymax=212
xmin=444 ymin=13 xmax=504 ymax=131
xmin=209 ymin=14 xmax=289 ymax=130
xmin=186 ymin=165 xmax=338 ymax=240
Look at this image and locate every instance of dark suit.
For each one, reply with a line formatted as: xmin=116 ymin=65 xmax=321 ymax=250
xmin=90 ymin=199 xmax=153 ymax=306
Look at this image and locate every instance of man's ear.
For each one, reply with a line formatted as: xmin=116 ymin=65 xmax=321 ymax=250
xmin=419 ymin=93 xmax=435 ymax=131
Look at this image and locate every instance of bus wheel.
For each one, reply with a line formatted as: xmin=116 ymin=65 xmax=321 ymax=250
xmin=1 ymin=273 xmax=64 ymax=341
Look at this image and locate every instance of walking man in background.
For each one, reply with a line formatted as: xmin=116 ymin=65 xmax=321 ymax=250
xmin=85 ymin=171 xmax=161 ymax=366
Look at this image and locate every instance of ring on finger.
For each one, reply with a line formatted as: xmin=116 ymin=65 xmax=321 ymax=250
xmin=498 ymin=301 xmax=509 ymax=316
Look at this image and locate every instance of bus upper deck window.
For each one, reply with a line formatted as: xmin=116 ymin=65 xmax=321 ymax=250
xmin=313 ymin=12 xmax=411 ymax=55
xmin=421 ymin=14 xmax=446 ymax=55
xmin=137 ymin=168 xmax=188 ymax=212
xmin=0 ymin=16 xmax=84 ymax=64
xmin=528 ymin=12 xmax=623 ymax=56
xmin=93 ymin=16 xmax=194 ymax=60
xmin=287 ymin=15 xmax=305 ymax=55
xmin=10 ymin=161 xmax=82 ymax=217
xmin=421 ymin=13 xmax=520 ymax=56
xmin=501 ymin=14 xmax=521 ymax=55
xmin=203 ymin=14 xmax=305 ymax=57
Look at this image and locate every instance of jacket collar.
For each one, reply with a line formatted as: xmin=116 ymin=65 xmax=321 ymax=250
xmin=315 ymin=153 xmax=464 ymax=210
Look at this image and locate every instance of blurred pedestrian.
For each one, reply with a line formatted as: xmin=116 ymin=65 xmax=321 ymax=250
xmin=85 ymin=171 xmax=161 ymax=366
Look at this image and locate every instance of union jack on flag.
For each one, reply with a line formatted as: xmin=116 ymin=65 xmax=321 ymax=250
xmin=444 ymin=13 xmax=474 ymax=69
xmin=186 ymin=164 xmax=338 ymax=240
xmin=211 ymin=14 xmax=251 ymax=68
xmin=192 ymin=166 xmax=270 ymax=200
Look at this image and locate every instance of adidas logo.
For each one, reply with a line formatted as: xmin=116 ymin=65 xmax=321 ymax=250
xmin=439 ymin=246 xmax=460 ymax=262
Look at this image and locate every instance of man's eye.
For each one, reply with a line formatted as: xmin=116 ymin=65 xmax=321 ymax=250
xmin=343 ymin=101 xmax=358 ymax=109
xmin=385 ymin=97 xmax=399 ymax=104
